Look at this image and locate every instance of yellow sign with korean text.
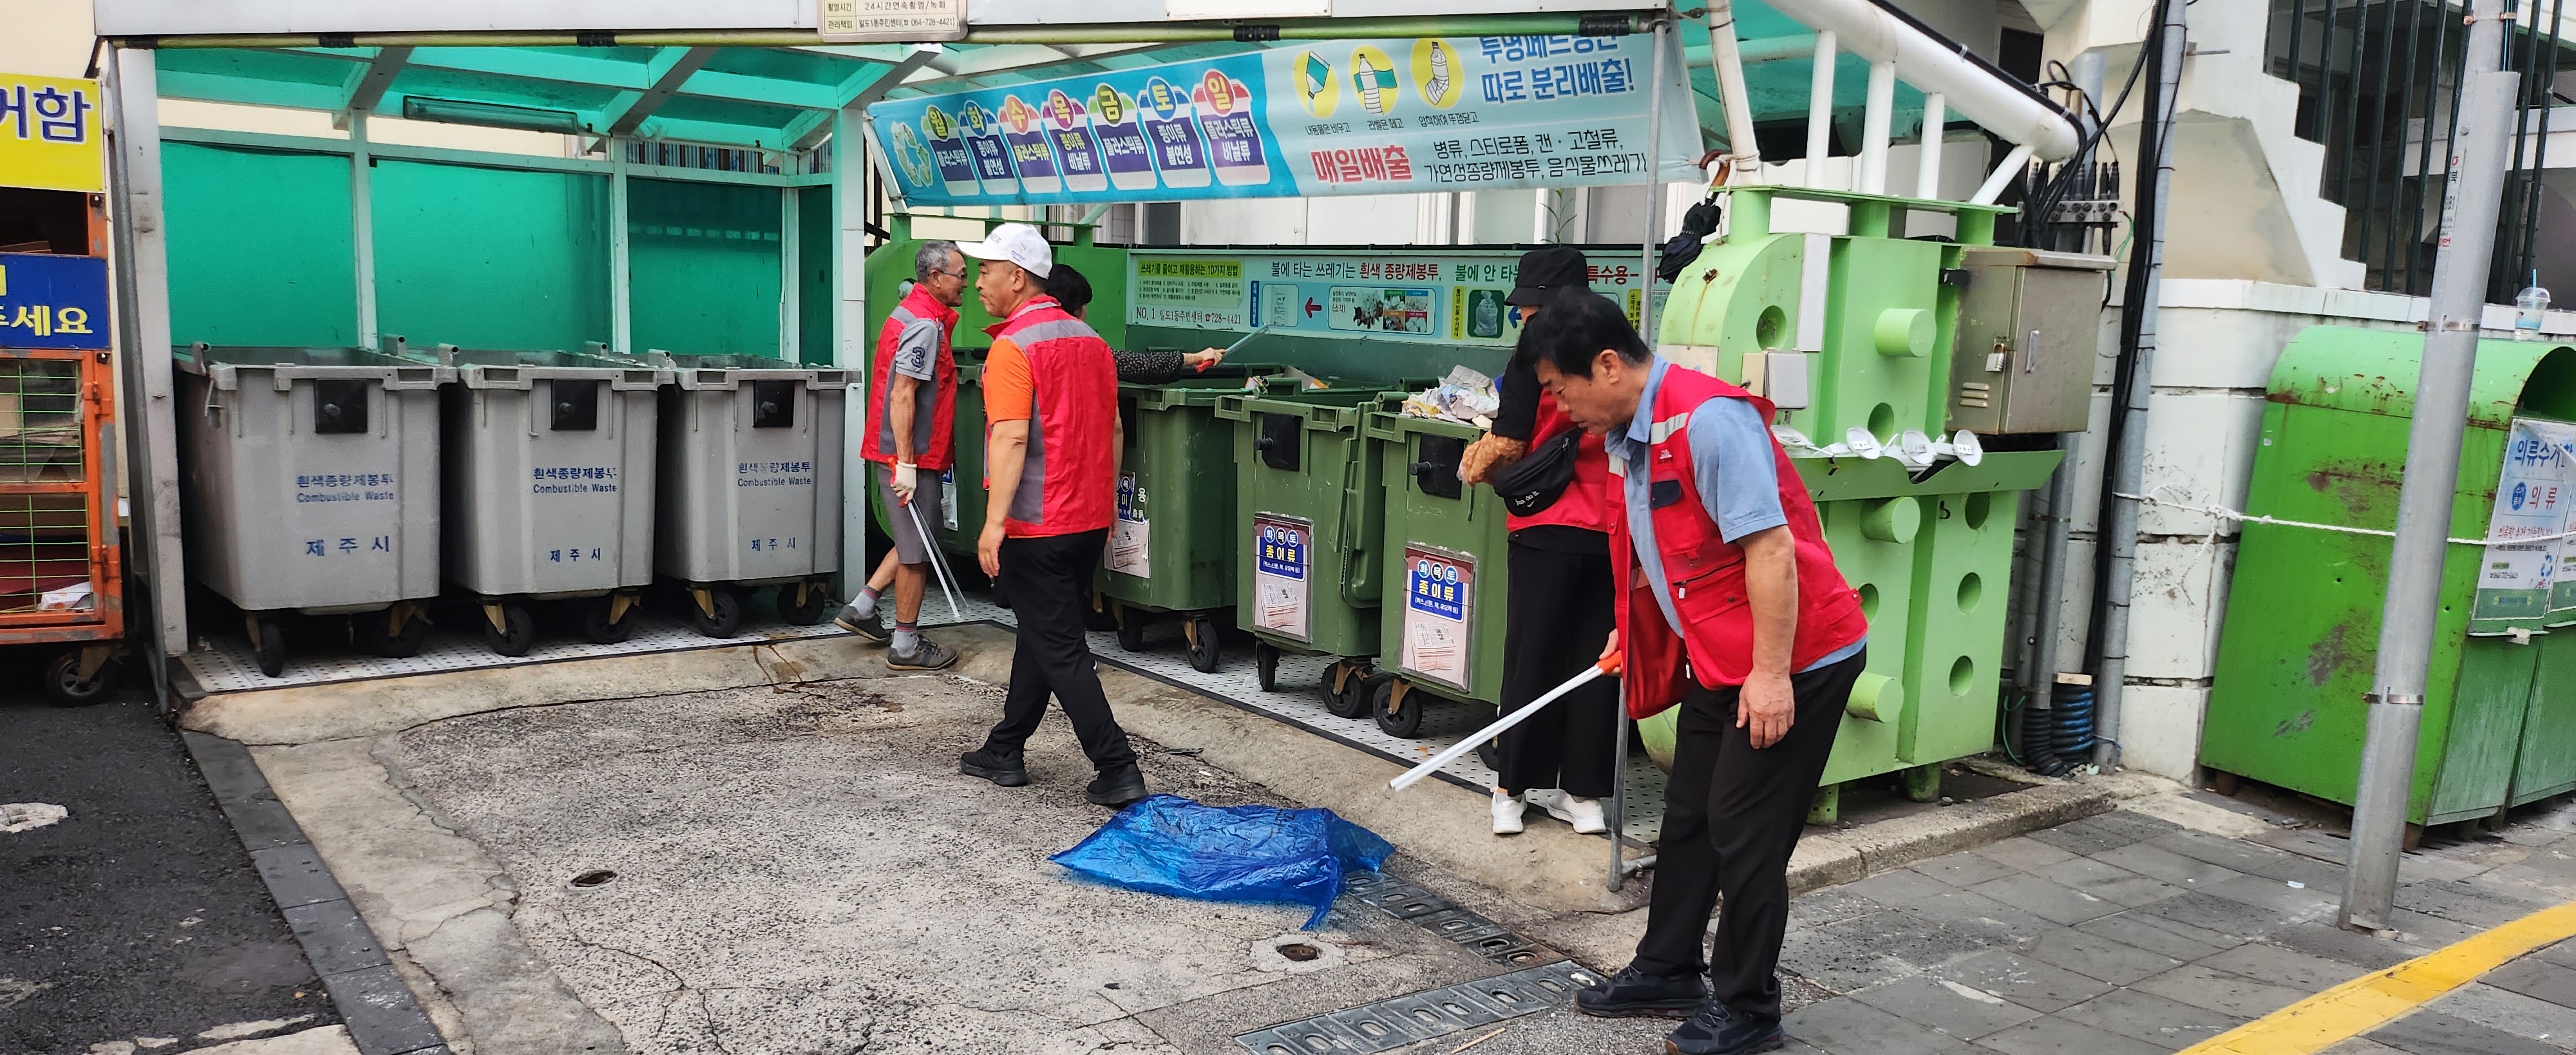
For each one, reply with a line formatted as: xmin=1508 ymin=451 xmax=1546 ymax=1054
xmin=0 ymin=72 xmax=104 ymax=194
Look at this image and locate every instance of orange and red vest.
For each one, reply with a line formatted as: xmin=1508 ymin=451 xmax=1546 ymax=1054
xmin=987 ymin=296 xmax=1118 ymax=537
xmin=1610 ymin=364 xmax=1869 ymax=718
xmin=862 ymin=285 xmax=959 ymax=471
xmin=1504 ymin=391 xmax=1616 ymax=535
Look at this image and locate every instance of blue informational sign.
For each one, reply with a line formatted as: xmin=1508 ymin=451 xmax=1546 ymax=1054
xmin=1255 ymin=523 xmax=1307 ymax=581
xmin=870 ymin=33 xmax=1701 ymax=207
xmin=0 ymin=252 xmax=108 ymax=350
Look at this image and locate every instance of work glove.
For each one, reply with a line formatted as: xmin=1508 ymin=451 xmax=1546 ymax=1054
xmin=893 ymin=462 xmax=918 ymax=504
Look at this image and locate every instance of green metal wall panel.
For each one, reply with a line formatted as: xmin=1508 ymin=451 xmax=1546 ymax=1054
xmin=629 ymin=178 xmax=781 ymax=357
xmin=2512 ymin=633 xmax=2576 ymax=805
xmin=371 ymin=160 xmax=611 ymax=351
xmin=162 ymin=143 xmax=357 ymax=347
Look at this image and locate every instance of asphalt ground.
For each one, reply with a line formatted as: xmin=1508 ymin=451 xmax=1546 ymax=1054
xmin=0 ymin=659 xmax=336 ymax=1054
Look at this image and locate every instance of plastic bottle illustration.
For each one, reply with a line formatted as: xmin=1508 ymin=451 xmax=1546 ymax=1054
xmin=1139 ymin=75 xmax=1213 ymax=189
xmin=1420 ymin=40 xmax=1456 ymax=108
xmin=998 ymin=94 xmax=1061 ymax=196
xmin=1351 ymin=47 xmax=1398 ymax=116
xmin=1041 ymin=89 xmax=1108 ymax=195
xmin=1090 ymin=84 xmax=1162 ymax=193
xmin=918 ymin=105 xmax=984 ymax=197
xmin=1473 ymin=292 xmax=1499 ymax=336
xmin=958 ymin=99 xmax=1019 ymax=196
xmin=1196 ymin=69 xmax=1272 ymax=187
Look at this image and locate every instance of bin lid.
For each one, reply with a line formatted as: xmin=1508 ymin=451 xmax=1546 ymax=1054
xmin=2267 ymin=326 xmax=2576 ymax=427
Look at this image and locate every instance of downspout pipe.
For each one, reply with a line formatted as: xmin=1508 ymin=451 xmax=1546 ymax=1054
xmin=2091 ymin=0 xmax=2186 ymax=771
xmin=1707 ymin=0 xmax=1765 ymax=181
xmin=1766 ymin=0 xmax=2083 ymax=161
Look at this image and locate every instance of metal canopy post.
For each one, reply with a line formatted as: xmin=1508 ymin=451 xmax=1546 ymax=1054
xmin=350 ymin=113 xmax=378 ymax=350
xmin=610 ymin=142 xmax=633 ymax=357
xmin=104 ymin=46 xmax=190 ymax=666
xmin=835 ymin=102 xmax=873 ymax=602
xmin=1638 ymin=16 xmax=1669 ymax=341
xmin=781 ymin=188 xmax=802 ymax=363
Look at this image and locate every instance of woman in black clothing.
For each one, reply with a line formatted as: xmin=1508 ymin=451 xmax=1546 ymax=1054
xmin=1044 ymin=263 xmax=1227 ymax=382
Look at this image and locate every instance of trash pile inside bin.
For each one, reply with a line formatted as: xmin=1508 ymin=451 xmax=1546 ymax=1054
xmin=1398 ymin=365 xmax=1498 ymax=426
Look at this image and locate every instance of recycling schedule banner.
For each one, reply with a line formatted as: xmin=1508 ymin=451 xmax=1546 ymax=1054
xmin=867 ymin=32 xmax=1700 ymax=206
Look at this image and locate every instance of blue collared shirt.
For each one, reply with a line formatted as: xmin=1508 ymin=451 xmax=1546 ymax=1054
xmin=1607 ymin=357 xmax=1864 ymax=672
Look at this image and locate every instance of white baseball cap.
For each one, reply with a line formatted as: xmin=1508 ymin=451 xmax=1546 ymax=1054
xmin=956 ymin=222 xmax=1053 ymax=280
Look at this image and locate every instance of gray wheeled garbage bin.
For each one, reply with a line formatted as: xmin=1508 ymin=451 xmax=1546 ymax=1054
xmin=652 ymin=353 xmax=849 ymax=637
xmin=173 ymin=341 xmax=451 ymax=677
xmin=435 ymin=345 xmax=668 ymax=655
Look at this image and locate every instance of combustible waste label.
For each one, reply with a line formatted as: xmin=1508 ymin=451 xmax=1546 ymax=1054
xmin=1252 ymin=513 xmax=1311 ymax=642
xmin=1400 ymin=544 xmax=1473 ymax=690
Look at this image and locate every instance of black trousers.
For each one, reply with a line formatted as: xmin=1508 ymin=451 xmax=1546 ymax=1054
xmin=1494 ymin=540 xmax=1620 ymax=797
xmin=1633 ymin=649 xmax=1867 ymax=1021
xmin=981 ymin=529 xmax=1138 ymax=773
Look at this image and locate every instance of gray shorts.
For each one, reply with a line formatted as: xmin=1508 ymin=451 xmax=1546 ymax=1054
xmin=878 ymin=462 xmax=948 ymax=566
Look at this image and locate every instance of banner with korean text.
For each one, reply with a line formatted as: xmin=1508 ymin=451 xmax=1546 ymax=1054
xmin=866 ymin=32 xmax=1700 ymax=205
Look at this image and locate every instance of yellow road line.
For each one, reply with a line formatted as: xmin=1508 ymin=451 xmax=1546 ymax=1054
xmin=2181 ymin=899 xmax=2576 ymax=1055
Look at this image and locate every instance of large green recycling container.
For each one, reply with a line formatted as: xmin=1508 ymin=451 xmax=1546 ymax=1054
xmin=1218 ymin=389 xmax=1397 ymax=701
xmin=2204 ymin=328 xmax=2576 ymax=828
xmin=1365 ymin=410 xmax=1513 ymax=737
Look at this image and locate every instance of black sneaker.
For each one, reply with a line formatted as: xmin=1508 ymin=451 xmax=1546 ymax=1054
xmin=1665 ymin=1001 xmax=1780 ymax=1055
xmin=887 ymin=638 xmax=956 ymax=671
xmin=837 ymin=604 xmax=889 ymax=643
xmin=1086 ymin=766 xmax=1149 ymax=808
xmin=960 ymin=748 xmax=1028 ymax=788
xmin=1574 ymin=964 xmax=1709 ymax=1019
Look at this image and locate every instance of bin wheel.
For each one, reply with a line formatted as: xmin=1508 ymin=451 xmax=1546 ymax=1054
xmin=355 ymin=606 xmax=431 ymax=658
xmin=777 ymin=580 xmax=834 ymax=626
xmin=1321 ymin=662 xmax=1372 ymax=719
xmin=1080 ymin=584 xmax=1121 ymax=632
xmin=251 ymin=617 xmax=289 ymax=678
xmin=1115 ymin=605 xmax=1149 ymax=652
xmin=1185 ymin=613 xmax=1223 ymax=674
xmin=484 ymin=602 xmax=536 ymax=656
xmin=688 ymin=589 xmax=744 ymax=638
xmin=583 ymin=596 xmax=639 ymax=644
xmin=1372 ymin=678 xmax=1424 ymax=739
xmin=1255 ymin=642 xmax=1280 ymax=691
xmin=44 ymin=649 xmax=118 ymax=706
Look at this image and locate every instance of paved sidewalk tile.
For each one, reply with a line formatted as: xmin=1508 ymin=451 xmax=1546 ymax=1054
xmin=2152 ymin=830 xmax=2315 ymax=882
xmin=2420 ymin=983 xmax=2576 ymax=1045
xmin=1899 ymin=889 xmax=2060 ymax=947
xmin=2201 ymin=940 xmax=2372 ymax=991
xmin=2200 ymin=872 xmax=2343 ymax=920
xmin=1971 ymin=836 xmax=2080 ymax=873
xmin=1846 ymin=974 xmax=2042 ymax=1041
xmin=2020 ymin=927 xmax=2186 ymax=985
xmin=1913 ymin=851 xmax=2025 ymax=889
xmin=2092 ymin=842 xmax=2246 ymax=890
xmin=2396 ymin=880 xmax=2555 ymax=929
xmin=1848 ymin=868 xmax=1963 ymax=906
xmin=1782 ymin=994 xmax=1964 ymax=1055
xmin=2073 ymin=911 xmax=2243 ymax=962
xmin=2132 ymin=891 xmax=2291 ymax=940
xmin=1792 ymin=888 xmax=1893 ymax=929
xmin=2130 ymin=964 xmax=2311 ymax=1018
xmin=2367 ymin=1010 xmax=2567 ymax=1055
xmin=1975 ymin=1012 xmax=2174 ymax=1055
xmin=2033 ymin=856 xmax=2189 ymax=908
xmin=2261 ymin=920 xmax=2425 ymax=971
xmin=1967 ymin=872 xmax=2124 ymax=926
xmin=2054 ymin=988 xmax=2239 ymax=1050
xmin=2482 ymin=953 xmax=2576 ymax=1008
xmin=1931 ymin=949 xmax=2114 ymax=1012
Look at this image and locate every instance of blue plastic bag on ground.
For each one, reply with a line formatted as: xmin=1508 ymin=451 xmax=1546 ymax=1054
xmin=1050 ymin=795 xmax=1394 ymax=929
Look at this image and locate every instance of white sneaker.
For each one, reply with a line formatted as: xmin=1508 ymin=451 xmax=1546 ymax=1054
xmin=1491 ymin=791 xmax=1526 ymax=835
xmin=1546 ymin=795 xmax=1609 ymax=834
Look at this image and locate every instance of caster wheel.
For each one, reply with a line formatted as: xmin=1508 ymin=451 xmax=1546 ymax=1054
xmin=354 ymin=606 xmax=431 ymax=658
xmin=687 ymin=589 xmax=743 ymax=638
xmin=251 ymin=617 xmax=289 ymax=678
xmin=1473 ymin=737 xmax=1503 ymax=774
xmin=1321 ymin=662 xmax=1371 ymax=719
xmin=484 ymin=602 xmax=536 ymax=656
xmin=1081 ymin=584 xmax=1121 ymax=632
xmin=1373 ymin=678 xmax=1423 ymax=739
xmin=1255 ymin=642 xmax=1280 ymax=691
xmin=1186 ymin=614 xmax=1223 ymax=674
xmin=583 ymin=596 xmax=639 ymax=644
xmin=43 ymin=650 xmax=117 ymax=706
xmin=1115 ymin=605 xmax=1148 ymax=652
xmin=777 ymin=580 xmax=833 ymax=626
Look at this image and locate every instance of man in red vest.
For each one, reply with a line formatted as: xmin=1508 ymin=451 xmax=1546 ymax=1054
xmin=952 ymin=223 xmax=1148 ymax=808
xmin=1459 ymin=247 xmax=1620 ymax=837
xmin=844 ymin=240 xmax=965 ymax=670
xmin=1530 ymin=294 xmax=1868 ymax=1054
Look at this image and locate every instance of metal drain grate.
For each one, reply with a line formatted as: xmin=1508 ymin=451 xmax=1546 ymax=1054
xmin=1341 ymin=871 xmax=1560 ymax=968
xmin=1233 ymin=959 xmax=1600 ymax=1054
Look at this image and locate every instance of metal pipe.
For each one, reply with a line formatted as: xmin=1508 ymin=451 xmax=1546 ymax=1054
xmin=1807 ymin=30 xmax=1839 ymax=189
xmin=101 ymin=49 xmax=174 ymax=716
xmin=1611 ymin=676 xmax=1629 ymax=893
xmin=2027 ymin=433 xmax=2082 ymax=756
xmin=1915 ymin=91 xmax=1946 ymax=199
xmin=1859 ymin=59 xmax=1897 ymax=195
xmin=2093 ymin=0 xmax=2187 ymax=773
xmin=118 ymin=12 xmax=1641 ymax=50
xmin=2344 ymin=0 xmax=2516 ymax=934
xmin=1762 ymin=0 xmax=2083 ymax=160
xmin=1969 ymin=142 xmax=2032 ymax=204
xmin=1641 ymin=18 xmax=1669 ymax=340
xmin=1708 ymin=0 xmax=1766 ymax=181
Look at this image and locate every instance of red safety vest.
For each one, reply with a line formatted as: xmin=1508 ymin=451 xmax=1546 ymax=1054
xmin=1504 ymin=392 xmax=1615 ymax=535
xmin=861 ymin=285 xmax=959 ymax=471
xmin=1610 ymin=364 xmax=1869 ymax=718
xmin=986 ymin=296 xmax=1118 ymax=537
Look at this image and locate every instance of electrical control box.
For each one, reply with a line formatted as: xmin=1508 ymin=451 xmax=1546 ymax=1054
xmin=1947 ymin=247 xmax=2113 ymax=434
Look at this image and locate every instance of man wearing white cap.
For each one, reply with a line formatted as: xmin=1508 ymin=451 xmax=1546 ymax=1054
xmin=950 ymin=223 xmax=1148 ymax=809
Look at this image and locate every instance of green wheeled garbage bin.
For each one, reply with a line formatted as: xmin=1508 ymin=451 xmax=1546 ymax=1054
xmin=2204 ymin=328 xmax=2576 ymax=834
xmin=1217 ymin=389 xmax=1395 ymax=708
xmin=1365 ymin=410 xmax=1513 ymax=738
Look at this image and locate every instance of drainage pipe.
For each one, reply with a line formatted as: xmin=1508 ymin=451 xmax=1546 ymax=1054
xmin=1806 ymin=31 xmax=1840 ymax=189
xmin=1765 ymin=0 xmax=2083 ymax=161
xmin=1707 ymin=0 xmax=1765 ymax=181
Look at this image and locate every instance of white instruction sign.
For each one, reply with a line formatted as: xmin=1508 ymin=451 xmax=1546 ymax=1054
xmin=819 ymin=0 xmax=965 ymax=41
xmin=2472 ymin=417 xmax=2576 ymax=631
xmin=1109 ymin=471 xmax=1151 ymax=578
xmin=1252 ymin=513 xmax=1312 ymax=642
xmin=1399 ymin=544 xmax=1475 ymax=691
